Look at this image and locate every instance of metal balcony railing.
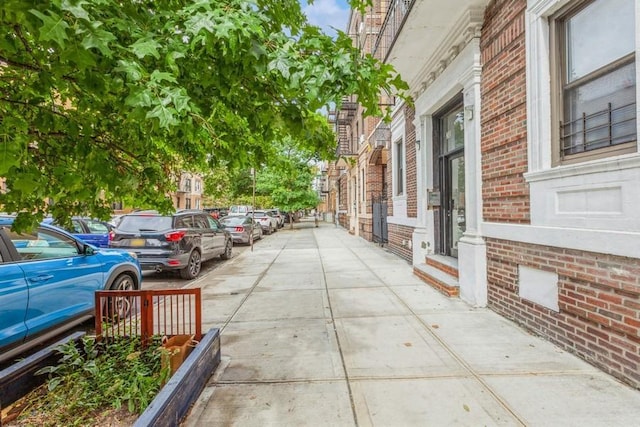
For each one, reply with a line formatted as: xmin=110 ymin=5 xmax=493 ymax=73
xmin=373 ymin=0 xmax=415 ymax=63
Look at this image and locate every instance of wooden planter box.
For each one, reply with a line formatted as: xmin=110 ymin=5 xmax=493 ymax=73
xmin=0 ymin=328 xmax=221 ymax=426
xmin=134 ymin=328 xmax=221 ymax=427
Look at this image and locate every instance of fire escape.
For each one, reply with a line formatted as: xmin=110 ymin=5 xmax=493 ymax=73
xmin=330 ymin=98 xmax=358 ymax=158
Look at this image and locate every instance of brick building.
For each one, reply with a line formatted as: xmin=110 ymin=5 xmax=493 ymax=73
xmin=330 ymin=1 xmax=390 ymax=239
xmin=340 ymin=0 xmax=639 ymax=389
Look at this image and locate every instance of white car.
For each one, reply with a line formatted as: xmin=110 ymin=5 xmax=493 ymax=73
xmin=248 ymin=211 xmax=278 ymax=235
xmin=267 ymin=209 xmax=285 ymax=228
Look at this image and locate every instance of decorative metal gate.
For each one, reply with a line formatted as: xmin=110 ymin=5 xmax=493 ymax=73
xmin=372 ymin=194 xmax=388 ymax=245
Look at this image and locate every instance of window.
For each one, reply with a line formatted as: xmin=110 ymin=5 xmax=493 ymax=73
xmin=395 ymin=139 xmax=404 ymax=195
xmin=195 ymin=179 xmax=202 ymax=192
xmin=185 ymin=198 xmax=191 ymax=209
xmin=194 ymin=215 xmax=209 ymax=229
xmin=361 ymin=168 xmax=366 ymax=203
xmin=183 ymin=178 xmax=192 ymax=192
xmin=552 ymin=0 xmax=636 ymax=164
xmin=85 ymin=220 xmax=109 ymax=233
xmin=9 ymin=228 xmax=79 ymax=260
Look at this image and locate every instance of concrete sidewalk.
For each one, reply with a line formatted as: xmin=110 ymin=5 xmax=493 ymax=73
xmin=184 ymin=219 xmax=640 ymax=426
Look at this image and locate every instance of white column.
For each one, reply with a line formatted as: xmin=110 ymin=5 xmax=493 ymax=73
xmin=412 ymin=115 xmax=431 ymax=266
xmin=458 ymin=45 xmax=487 ymax=307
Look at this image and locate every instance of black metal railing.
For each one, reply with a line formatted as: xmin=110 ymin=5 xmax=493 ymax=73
xmin=372 ymin=0 xmax=415 ymax=63
xmin=560 ymin=101 xmax=636 ymax=157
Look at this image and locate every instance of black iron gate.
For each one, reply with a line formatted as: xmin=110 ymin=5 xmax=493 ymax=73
xmin=372 ymin=194 xmax=388 ymax=245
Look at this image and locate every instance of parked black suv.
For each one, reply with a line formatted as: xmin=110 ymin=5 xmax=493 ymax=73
xmin=109 ymin=210 xmax=232 ymax=279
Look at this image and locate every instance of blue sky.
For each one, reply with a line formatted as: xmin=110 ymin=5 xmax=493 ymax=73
xmin=302 ymin=0 xmax=350 ymax=37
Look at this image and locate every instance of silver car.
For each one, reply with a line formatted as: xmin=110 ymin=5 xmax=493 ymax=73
xmin=220 ymin=215 xmax=263 ymax=245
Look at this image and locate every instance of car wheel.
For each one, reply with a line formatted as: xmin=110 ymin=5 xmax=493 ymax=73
xmin=106 ymin=273 xmax=136 ymax=320
xmin=268 ymin=225 xmax=273 ymax=235
xmin=180 ymin=250 xmax=201 ymax=279
xmin=220 ymin=239 xmax=232 ymax=260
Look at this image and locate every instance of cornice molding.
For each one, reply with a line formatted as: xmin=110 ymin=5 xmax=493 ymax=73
xmin=410 ymin=6 xmax=484 ymax=97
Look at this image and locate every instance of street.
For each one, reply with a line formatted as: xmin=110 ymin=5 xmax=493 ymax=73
xmin=141 ymin=239 xmax=254 ymax=290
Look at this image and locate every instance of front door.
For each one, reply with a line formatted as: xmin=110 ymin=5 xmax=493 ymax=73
xmin=437 ymin=103 xmax=465 ymax=257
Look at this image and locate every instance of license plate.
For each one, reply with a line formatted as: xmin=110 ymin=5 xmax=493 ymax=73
xmin=130 ymin=238 xmax=146 ymax=247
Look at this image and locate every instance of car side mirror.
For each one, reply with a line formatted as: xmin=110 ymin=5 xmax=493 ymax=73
xmin=84 ymin=245 xmax=95 ymax=255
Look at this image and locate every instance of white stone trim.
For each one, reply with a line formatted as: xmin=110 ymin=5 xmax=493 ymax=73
xmin=387 ymin=216 xmax=418 ymax=228
xmin=525 ymin=0 xmax=640 ymax=233
xmin=482 ymin=222 xmax=640 ymax=259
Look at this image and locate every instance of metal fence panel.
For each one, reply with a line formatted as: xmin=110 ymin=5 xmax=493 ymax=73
xmin=95 ymin=289 xmax=202 ymax=348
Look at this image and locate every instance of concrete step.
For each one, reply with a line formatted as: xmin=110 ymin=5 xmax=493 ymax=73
xmin=425 ymin=254 xmax=459 ymax=278
xmin=413 ymin=262 xmax=459 ymax=297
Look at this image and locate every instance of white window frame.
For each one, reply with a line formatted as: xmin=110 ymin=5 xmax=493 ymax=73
xmin=525 ymin=0 xmax=639 ymax=174
xmin=523 ymin=0 xmax=640 ymax=234
xmin=394 ymin=138 xmax=405 ymax=196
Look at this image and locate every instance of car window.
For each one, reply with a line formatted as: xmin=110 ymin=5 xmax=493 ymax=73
xmin=178 ymin=215 xmax=194 ymax=228
xmin=85 ymin=220 xmax=109 ymax=233
xmin=71 ymin=219 xmax=85 ymax=233
xmin=220 ymin=216 xmax=244 ymax=225
xmin=207 ymin=217 xmax=220 ymax=230
xmin=118 ymin=215 xmax=173 ymax=232
xmin=7 ymin=228 xmax=80 ymax=260
xmin=194 ymin=216 xmax=209 ymax=229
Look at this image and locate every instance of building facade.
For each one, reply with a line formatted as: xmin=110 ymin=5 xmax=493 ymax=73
xmin=171 ymin=173 xmax=204 ymax=211
xmin=330 ymin=1 xmax=391 ymax=240
xmin=343 ymin=0 xmax=639 ymax=389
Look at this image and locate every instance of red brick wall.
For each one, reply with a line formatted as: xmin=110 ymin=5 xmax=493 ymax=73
xmin=387 ymin=223 xmax=413 ymax=262
xmin=338 ymin=174 xmax=349 ymax=228
xmin=480 ymin=0 xmax=530 ymax=223
xmin=486 ymin=238 xmax=640 ymax=389
xmin=405 ymin=105 xmax=417 ymax=218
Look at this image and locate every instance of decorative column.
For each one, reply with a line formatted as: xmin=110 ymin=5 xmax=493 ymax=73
xmin=457 ymin=38 xmax=487 ymax=307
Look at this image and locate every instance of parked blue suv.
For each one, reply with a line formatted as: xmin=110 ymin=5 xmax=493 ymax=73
xmin=0 ymin=216 xmax=142 ymax=364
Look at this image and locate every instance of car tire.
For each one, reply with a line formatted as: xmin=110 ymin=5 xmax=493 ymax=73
xmin=180 ymin=250 xmax=201 ymax=279
xmin=106 ymin=273 xmax=136 ymax=320
xmin=220 ymin=239 xmax=232 ymax=260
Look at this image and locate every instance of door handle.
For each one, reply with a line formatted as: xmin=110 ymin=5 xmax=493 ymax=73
xmin=29 ymin=274 xmax=54 ymax=283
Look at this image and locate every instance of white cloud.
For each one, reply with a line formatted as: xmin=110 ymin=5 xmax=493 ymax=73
xmin=302 ymin=0 xmax=350 ymax=38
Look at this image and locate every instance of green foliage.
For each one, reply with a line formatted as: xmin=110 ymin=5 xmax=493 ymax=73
xmin=1 ymin=0 xmax=408 ymax=231
xmin=255 ymin=142 xmax=320 ymax=216
xmin=22 ymin=336 xmax=166 ymax=425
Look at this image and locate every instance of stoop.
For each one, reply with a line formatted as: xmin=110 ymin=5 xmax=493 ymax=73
xmin=413 ymin=255 xmax=459 ymax=297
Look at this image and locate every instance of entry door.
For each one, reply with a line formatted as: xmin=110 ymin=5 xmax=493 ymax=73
xmin=438 ymin=104 xmax=465 ymax=258
xmin=443 ymin=153 xmax=465 ymax=257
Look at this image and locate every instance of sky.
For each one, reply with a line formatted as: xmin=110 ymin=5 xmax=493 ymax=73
xmin=302 ymin=0 xmax=351 ymax=38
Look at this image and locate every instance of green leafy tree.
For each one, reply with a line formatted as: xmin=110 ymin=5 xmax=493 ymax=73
xmin=255 ymin=147 xmax=319 ymax=229
xmin=0 ymin=0 xmax=408 ymax=230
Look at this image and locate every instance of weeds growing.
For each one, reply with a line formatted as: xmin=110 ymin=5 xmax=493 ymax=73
xmin=14 ymin=335 xmax=169 ymax=426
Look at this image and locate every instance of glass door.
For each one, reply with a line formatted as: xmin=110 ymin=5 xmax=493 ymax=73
xmin=437 ymin=104 xmax=465 ymax=257
xmin=445 ymin=154 xmax=465 ymax=257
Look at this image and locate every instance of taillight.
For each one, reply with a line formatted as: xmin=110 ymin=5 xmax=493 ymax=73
xmin=234 ymin=226 xmax=244 ymax=232
xmin=108 ymin=231 xmax=115 ymax=241
xmin=165 ymin=230 xmax=186 ymax=242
